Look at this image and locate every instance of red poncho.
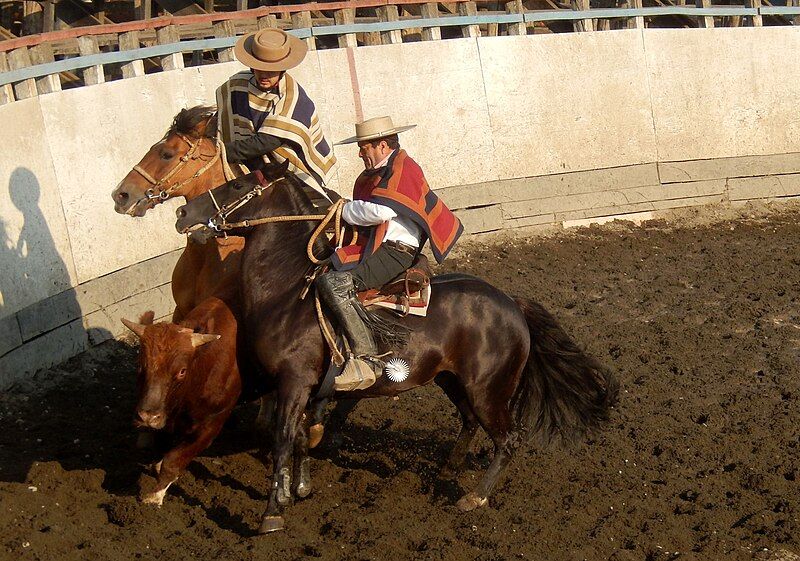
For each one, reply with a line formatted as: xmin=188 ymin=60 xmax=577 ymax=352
xmin=332 ymin=150 xmax=463 ymax=271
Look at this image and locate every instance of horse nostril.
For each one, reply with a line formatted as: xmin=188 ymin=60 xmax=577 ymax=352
xmin=176 ymin=208 xmax=186 ymax=219
xmin=116 ymin=191 xmax=129 ymax=203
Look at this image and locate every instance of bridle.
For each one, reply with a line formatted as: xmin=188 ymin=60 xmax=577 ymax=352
xmin=199 ymin=170 xmax=345 ymax=265
xmin=129 ymin=132 xmax=221 ymax=210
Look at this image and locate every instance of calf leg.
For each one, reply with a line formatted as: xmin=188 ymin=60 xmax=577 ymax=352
xmin=141 ymin=418 xmax=227 ymax=506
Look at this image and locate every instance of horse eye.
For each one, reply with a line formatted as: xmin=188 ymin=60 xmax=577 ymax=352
xmin=233 ymin=183 xmax=243 ymax=190
xmin=161 ymin=151 xmax=174 ymax=160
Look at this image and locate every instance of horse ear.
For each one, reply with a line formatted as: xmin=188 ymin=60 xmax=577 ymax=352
xmin=189 ymin=333 xmax=221 ymax=348
xmin=278 ymin=159 xmax=290 ymax=175
xmin=139 ymin=311 xmax=155 ymax=325
xmin=121 ymin=318 xmax=146 ymax=339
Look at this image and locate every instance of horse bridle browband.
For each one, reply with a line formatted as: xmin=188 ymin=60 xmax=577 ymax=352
xmin=131 ymin=132 xmax=221 ymax=207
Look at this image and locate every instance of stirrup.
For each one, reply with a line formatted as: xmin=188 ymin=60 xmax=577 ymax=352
xmin=334 ymin=357 xmax=381 ymax=391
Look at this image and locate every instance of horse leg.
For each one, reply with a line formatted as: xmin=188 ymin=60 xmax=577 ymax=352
xmin=434 ymin=372 xmax=479 ymax=478
xmin=258 ymin=383 xmax=310 ymax=534
xmin=292 ymin=422 xmax=312 ymax=499
xmin=255 ymin=393 xmax=276 ymax=435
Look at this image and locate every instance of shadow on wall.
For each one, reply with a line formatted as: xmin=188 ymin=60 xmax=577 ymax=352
xmin=0 ymin=168 xmax=112 ymax=388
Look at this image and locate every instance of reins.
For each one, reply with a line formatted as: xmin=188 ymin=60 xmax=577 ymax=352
xmin=130 ymin=131 xmax=221 ymax=208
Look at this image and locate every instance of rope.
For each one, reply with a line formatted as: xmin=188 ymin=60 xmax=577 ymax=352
xmin=315 ymin=292 xmax=345 ymax=367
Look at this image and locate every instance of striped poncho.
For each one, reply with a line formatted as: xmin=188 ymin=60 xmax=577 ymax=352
xmin=216 ymin=71 xmax=337 ymax=196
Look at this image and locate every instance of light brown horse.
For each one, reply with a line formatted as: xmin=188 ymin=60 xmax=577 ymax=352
xmin=112 ymin=106 xmax=241 ymax=323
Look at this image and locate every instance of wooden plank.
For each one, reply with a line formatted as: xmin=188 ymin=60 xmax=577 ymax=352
xmin=695 ymin=0 xmax=714 ymax=27
xmin=43 ymin=0 xmax=56 ymax=32
xmin=29 ymin=42 xmax=61 ymax=93
xmin=156 ymin=24 xmax=183 ymax=70
xmin=504 ymin=0 xmax=527 ymax=34
xmin=376 ymin=5 xmax=402 ymax=44
xmin=213 ymin=20 xmax=236 ymax=61
xmin=155 ymin=0 xmax=207 ymax=16
xmin=745 ymin=0 xmax=762 ymax=25
xmin=291 ymin=11 xmax=315 ymax=49
xmin=458 ymin=1 xmax=480 ymax=37
xmin=626 ymin=0 xmax=644 ymax=28
xmin=0 ymin=51 xmax=15 ymax=105
xmin=134 ymin=0 xmax=153 ymax=20
xmin=7 ymin=47 xmax=38 ymax=99
xmin=569 ymin=0 xmax=593 ymax=31
xmin=333 ymin=8 xmax=357 ymax=48
xmin=23 ymin=1 xmax=43 ymax=35
xmin=118 ymin=30 xmax=145 ymax=78
xmin=420 ymin=3 xmax=441 ymax=40
xmin=237 ymin=0 xmax=248 ymax=10
xmin=257 ymin=14 xmax=278 ymax=29
xmin=77 ymin=35 xmax=105 ymax=85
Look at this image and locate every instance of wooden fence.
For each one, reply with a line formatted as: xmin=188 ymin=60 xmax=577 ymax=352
xmin=1 ymin=0 xmax=799 ymax=104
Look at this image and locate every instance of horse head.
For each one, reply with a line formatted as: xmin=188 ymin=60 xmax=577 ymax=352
xmin=113 ymin=106 xmax=220 ymax=217
xmin=175 ymin=160 xmax=290 ymax=244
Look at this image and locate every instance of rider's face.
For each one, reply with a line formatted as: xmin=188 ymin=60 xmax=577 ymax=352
xmin=358 ymin=140 xmax=390 ymax=170
xmin=252 ymin=69 xmax=282 ymax=90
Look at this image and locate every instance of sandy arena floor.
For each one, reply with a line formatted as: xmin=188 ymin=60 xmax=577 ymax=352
xmin=1 ymin=203 xmax=799 ymax=561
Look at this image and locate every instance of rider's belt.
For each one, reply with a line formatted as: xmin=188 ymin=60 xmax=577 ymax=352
xmin=383 ymin=239 xmax=418 ymax=257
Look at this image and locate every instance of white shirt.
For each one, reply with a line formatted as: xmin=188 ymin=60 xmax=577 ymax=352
xmin=341 ymin=151 xmax=423 ymax=248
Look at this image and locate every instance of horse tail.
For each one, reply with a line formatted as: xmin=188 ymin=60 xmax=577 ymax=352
xmin=511 ymin=297 xmax=619 ymax=447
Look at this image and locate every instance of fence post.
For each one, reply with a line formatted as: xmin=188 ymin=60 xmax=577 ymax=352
xmin=744 ymin=0 xmax=762 ymax=26
xmin=625 ymin=0 xmax=644 ymax=29
xmin=333 ymin=8 xmax=357 ymax=48
xmin=291 ymin=11 xmax=316 ymax=50
xmin=695 ymin=0 xmax=715 ymax=28
xmin=458 ymin=1 xmax=480 ymax=38
xmin=43 ymin=0 xmax=55 ymax=32
xmin=77 ymin=36 xmax=105 ymax=85
xmin=420 ymin=3 xmax=441 ymax=40
xmin=213 ymin=20 xmax=237 ymax=62
xmin=503 ymin=0 xmax=526 ymax=35
xmin=7 ymin=48 xmax=38 ymax=99
xmin=257 ymin=15 xmax=278 ymax=29
xmin=376 ymin=5 xmax=402 ymax=44
xmin=22 ymin=1 xmax=42 ymax=35
xmin=237 ymin=0 xmax=248 ymax=10
xmin=29 ymin=43 xmax=61 ymax=94
xmin=157 ymin=25 xmax=184 ymax=70
xmin=570 ymin=0 xmax=593 ymax=31
xmin=119 ymin=31 xmax=146 ymax=78
xmin=134 ymin=0 xmax=152 ymax=19
xmin=0 ymin=52 xmax=16 ymax=105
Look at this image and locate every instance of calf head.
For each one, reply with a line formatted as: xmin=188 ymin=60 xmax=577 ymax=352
xmin=122 ymin=311 xmax=220 ymax=430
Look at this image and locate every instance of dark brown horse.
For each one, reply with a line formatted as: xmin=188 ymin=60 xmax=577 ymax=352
xmin=175 ymin=162 xmax=619 ymax=534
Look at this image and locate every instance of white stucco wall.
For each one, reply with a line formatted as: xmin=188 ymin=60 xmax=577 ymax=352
xmin=2 ymin=26 xmax=799 ymax=326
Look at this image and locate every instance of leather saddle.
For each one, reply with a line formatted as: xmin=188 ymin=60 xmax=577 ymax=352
xmin=357 ymin=254 xmax=432 ymax=313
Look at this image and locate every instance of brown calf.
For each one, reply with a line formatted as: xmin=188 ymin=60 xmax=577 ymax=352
xmin=122 ymin=297 xmax=241 ymax=506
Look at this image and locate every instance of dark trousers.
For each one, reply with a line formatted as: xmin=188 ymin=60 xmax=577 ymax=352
xmin=350 ymin=243 xmax=416 ymax=291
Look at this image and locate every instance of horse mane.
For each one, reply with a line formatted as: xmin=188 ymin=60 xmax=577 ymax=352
xmin=169 ymin=105 xmax=217 ymax=139
xmin=271 ymin=171 xmax=334 ymax=262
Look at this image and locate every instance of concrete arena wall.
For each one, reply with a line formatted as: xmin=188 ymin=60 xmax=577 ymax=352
xmin=2 ymin=27 xmax=800 ymax=387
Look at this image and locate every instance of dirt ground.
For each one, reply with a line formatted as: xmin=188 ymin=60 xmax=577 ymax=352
xmin=1 ymin=202 xmax=799 ymax=561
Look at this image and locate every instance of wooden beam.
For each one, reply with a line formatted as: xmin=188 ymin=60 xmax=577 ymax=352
xmin=504 ymin=0 xmax=526 ymax=34
xmin=134 ymin=0 xmax=153 ymax=20
xmin=43 ymin=0 xmax=56 ymax=32
xmin=333 ymin=8 xmax=357 ymax=48
xmin=626 ymin=0 xmax=644 ymax=28
xmin=118 ymin=30 xmax=145 ymax=78
xmin=157 ymin=24 xmax=183 ymax=70
xmin=458 ymin=1 xmax=480 ymax=37
xmin=0 ymin=51 xmax=15 ymax=105
xmin=420 ymin=3 xmax=441 ymax=41
xmin=23 ymin=1 xmax=43 ymax=35
xmin=569 ymin=0 xmax=593 ymax=31
xmin=291 ymin=11 xmax=315 ymax=49
xmin=212 ymin=20 xmax=236 ymax=61
xmin=695 ymin=0 xmax=714 ymax=27
xmin=376 ymin=5 xmax=402 ymax=44
xmin=7 ymin=47 xmax=37 ymax=99
xmin=77 ymin=35 xmax=105 ymax=85
xmin=29 ymin=42 xmax=61 ymax=93
xmin=745 ymin=0 xmax=762 ymax=26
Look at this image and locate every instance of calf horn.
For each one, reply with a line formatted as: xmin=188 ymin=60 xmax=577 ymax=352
xmin=121 ymin=318 xmax=146 ymax=339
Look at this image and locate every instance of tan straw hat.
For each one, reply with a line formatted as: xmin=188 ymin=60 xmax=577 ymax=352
xmin=336 ymin=116 xmax=417 ymax=145
xmin=234 ymin=28 xmax=308 ymax=72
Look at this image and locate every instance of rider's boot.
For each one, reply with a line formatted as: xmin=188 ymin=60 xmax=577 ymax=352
xmin=316 ymin=271 xmax=383 ymax=391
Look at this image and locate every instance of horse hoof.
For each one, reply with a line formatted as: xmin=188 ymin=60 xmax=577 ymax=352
xmin=308 ymin=423 xmax=325 ymax=449
xmin=295 ymin=481 xmax=312 ymax=499
xmin=258 ymin=516 xmax=285 ymax=534
xmin=456 ymin=492 xmax=488 ymax=512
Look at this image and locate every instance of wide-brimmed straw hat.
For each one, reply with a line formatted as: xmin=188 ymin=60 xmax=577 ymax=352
xmin=234 ymin=28 xmax=307 ymax=72
xmin=336 ymin=116 xmax=416 ymax=145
